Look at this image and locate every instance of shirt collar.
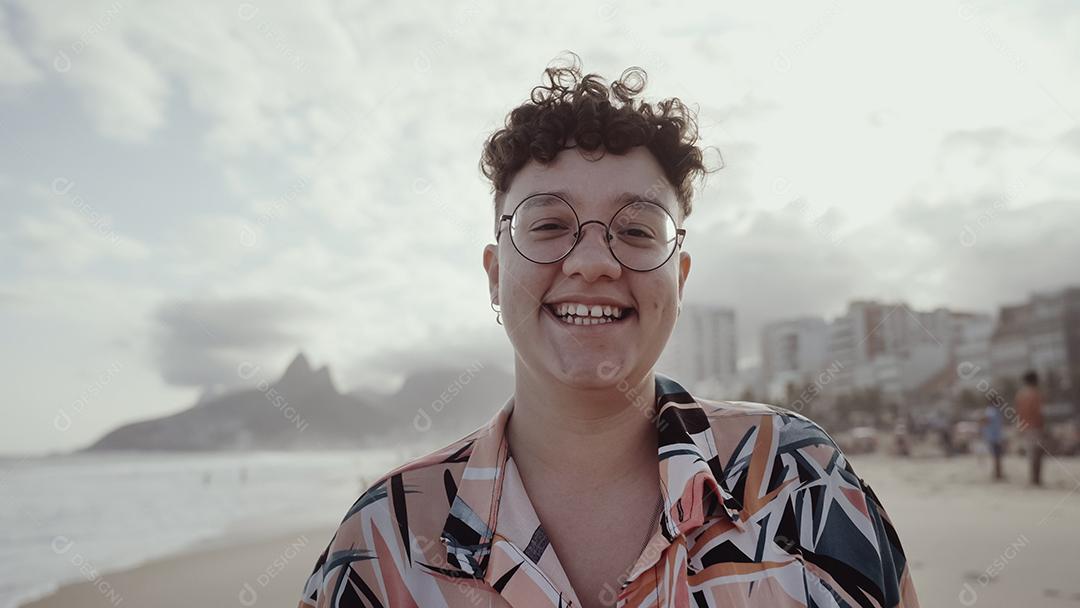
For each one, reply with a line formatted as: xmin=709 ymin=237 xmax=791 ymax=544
xmin=437 ymin=372 xmax=744 ymax=581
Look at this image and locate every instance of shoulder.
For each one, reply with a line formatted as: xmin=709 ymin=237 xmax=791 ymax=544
xmin=298 ymin=428 xmax=483 ymax=605
xmin=691 ymin=396 xmax=877 ymax=529
xmin=692 ymin=397 xmax=918 ymax=606
xmin=694 ymin=396 xmax=847 ymax=465
xmin=342 ymin=424 xmax=484 ymax=535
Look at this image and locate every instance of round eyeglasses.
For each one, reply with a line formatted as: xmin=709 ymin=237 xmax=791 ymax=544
xmin=496 ymin=193 xmax=686 ymax=272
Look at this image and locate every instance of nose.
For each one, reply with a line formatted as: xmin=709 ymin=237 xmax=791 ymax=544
xmin=560 ymin=221 xmax=622 ymax=281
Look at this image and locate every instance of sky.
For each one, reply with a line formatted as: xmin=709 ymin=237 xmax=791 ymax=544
xmin=1 ymin=0 xmax=1078 ymax=454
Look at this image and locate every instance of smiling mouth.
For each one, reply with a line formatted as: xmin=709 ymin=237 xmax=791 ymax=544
xmin=542 ymin=303 xmax=636 ymax=326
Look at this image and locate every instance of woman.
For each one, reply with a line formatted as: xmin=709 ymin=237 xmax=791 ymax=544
xmin=298 ymin=57 xmax=919 ymax=608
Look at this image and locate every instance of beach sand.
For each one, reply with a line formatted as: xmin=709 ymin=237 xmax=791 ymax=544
xmin=859 ymin=452 xmax=1080 ymax=607
xmin=21 ymin=453 xmax=1080 ymax=607
xmin=18 ymin=525 xmax=334 ymax=608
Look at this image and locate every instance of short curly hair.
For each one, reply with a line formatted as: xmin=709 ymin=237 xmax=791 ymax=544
xmin=480 ymin=54 xmax=711 ymax=222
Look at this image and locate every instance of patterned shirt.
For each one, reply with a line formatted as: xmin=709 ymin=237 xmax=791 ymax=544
xmin=298 ymin=373 xmax=919 ymax=607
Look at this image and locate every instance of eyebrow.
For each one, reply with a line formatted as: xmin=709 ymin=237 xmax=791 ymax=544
xmin=536 ymin=190 xmax=673 ymax=213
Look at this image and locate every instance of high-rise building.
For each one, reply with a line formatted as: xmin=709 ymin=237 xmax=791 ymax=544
xmin=953 ymin=315 xmax=995 ymax=391
xmin=658 ymin=304 xmax=737 ymax=391
xmin=989 ymin=286 xmax=1080 ymax=395
xmin=822 ymin=301 xmax=991 ymax=403
xmin=826 ymin=301 xmax=912 ymax=397
xmin=760 ymin=317 xmax=830 ymax=401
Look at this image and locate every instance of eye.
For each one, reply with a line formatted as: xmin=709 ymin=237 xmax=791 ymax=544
xmin=619 ymin=226 xmax=657 ymax=239
xmin=529 ymin=219 xmax=572 ymax=233
xmin=534 ymin=222 xmax=568 ymax=231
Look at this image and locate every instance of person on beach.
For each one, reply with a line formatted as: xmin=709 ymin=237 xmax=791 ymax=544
xmin=1015 ymin=370 xmax=1046 ymax=486
xmin=297 ymin=54 xmax=920 ymax=608
xmin=981 ymin=401 xmax=1005 ymax=481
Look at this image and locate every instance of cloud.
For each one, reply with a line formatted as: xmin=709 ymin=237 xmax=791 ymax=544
xmin=940 ymin=127 xmax=1032 ymax=163
xmin=70 ymin=37 xmax=168 ymax=141
xmin=1060 ymin=127 xmax=1080 ymax=153
xmin=10 ymin=0 xmax=364 ymax=147
xmin=11 ymin=0 xmax=167 ymax=141
xmin=152 ymin=294 xmax=320 ymax=388
xmin=0 ymin=9 xmax=41 ymax=88
xmin=682 ymin=206 xmax=862 ymax=361
xmin=0 ymin=288 xmax=26 ymax=307
xmin=889 ymin=196 xmax=1080 ymax=308
xmin=9 ymin=195 xmax=149 ymax=272
xmin=345 ymin=324 xmax=513 ymax=392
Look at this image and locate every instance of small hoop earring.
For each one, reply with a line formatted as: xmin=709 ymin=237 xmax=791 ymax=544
xmin=491 ymin=297 xmax=502 ymax=325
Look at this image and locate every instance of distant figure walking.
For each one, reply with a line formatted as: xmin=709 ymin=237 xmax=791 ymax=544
xmin=1015 ymin=370 xmax=1045 ymax=486
xmin=893 ymin=410 xmax=911 ymax=457
xmin=932 ymin=410 xmax=953 ymax=457
xmin=981 ymin=402 xmax=1005 ymax=480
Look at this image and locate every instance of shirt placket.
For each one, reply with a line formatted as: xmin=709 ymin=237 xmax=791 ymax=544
xmin=483 ymin=536 xmax=581 ymax=607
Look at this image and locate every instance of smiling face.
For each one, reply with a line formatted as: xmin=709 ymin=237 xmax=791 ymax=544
xmin=482 ymin=145 xmax=692 ymax=389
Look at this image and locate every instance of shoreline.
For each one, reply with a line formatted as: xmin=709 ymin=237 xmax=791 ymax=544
xmin=17 ymin=523 xmax=335 ymax=608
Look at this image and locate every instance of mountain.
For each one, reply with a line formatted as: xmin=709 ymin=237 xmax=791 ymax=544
xmin=84 ymin=353 xmax=514 ymax=451
xmin=359 ymin=362 xmax=514 ymax=436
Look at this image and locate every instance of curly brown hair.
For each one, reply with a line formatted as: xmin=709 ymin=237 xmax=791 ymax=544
xmin=480 ymin=54 xmax=712 ymax=222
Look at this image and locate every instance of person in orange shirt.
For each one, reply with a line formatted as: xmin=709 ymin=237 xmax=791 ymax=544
xmin=1015 ymin=370 xmax=1045 ymax=486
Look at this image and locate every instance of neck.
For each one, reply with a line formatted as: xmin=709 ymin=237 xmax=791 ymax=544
xmin=506 ymin=361 xmax=660 ymax=492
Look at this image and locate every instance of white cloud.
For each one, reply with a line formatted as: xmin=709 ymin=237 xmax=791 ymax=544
xmin=11 ymin=196 xmax=149 ymax=272
xmin=152 ymin=293 xmax=321 ymax=388
xmin=12 ymin=0 xmax=166 ymax=140
xmin=0 ymin=9 xmax=41 ymax=88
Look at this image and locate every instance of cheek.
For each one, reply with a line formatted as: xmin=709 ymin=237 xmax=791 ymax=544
xmin=501 ymin=257 xmax=551 ymax=309
xmin=638 ymin=277 xmax=678 ymax=315
xmin=497 ymin=249 xmax=527 ymax=290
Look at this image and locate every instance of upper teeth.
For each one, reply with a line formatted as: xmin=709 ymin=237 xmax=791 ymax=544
xmin=551 ymin=302 xmax=625 ymax=318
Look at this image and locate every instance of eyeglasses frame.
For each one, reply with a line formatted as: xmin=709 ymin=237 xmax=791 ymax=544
xmin=495 ymin=192 xmax=686 ymax=273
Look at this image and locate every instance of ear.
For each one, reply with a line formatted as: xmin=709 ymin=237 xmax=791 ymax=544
xmin=483 ymin=243 xmax=499 ymax=303
xmin=677 ymin=250 xmax=691 ymax=301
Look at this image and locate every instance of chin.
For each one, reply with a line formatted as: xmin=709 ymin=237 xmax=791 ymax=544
xmin=555 ymin=373 xmax=618 ymax=391
xmin=551 ymin=357 xmax=632 ymax=388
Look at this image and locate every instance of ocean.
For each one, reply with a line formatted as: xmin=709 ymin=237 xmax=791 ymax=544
xmin=0 ymin=448 xmax=421 ymax=608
